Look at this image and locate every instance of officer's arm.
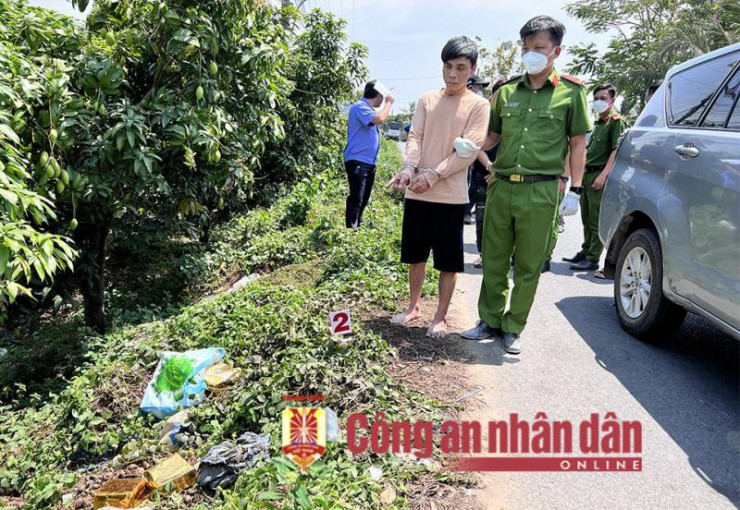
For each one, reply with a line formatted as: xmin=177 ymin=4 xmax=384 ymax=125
xmin=602 ymin=149 xmax=618 ymax=176
xmin=482 ymin=131 xmax=500 ymax=151
xmin=477 ymin=150 xmax=492 ymax=168
xmin=567 ymin=87 xmax=591 ymax=187
xmin=602 ymin=118 xmax=627 ymax=176
xmin=568 ymin=134 xmax=587 ymax=187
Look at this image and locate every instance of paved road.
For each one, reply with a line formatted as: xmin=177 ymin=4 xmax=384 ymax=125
xmin=453 ymin=212 xmax=740 ymax=510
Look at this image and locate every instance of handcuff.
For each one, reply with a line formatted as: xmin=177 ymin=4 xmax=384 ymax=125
xmin=413 ymin=167 xmax=441 ymax=179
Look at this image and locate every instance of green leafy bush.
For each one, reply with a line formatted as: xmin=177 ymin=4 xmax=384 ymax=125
xmin=0 ymin=141 xmax=450 ymax=509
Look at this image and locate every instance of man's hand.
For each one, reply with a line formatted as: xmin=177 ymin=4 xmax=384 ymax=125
xmin=559 ymin=191 xmax=581 ymax=216
xmin=386 ymin=170 xmax=410 ymax=191
xmin=484 ymin=172 xmax=494 ymax=185
xmin=558 ymin=179 xmax=567 ymax=195
xmin=408 ymin=173 xmax=431 ymax=194
xmin=384 ymin=92 xmax=395 ymax=105
xmin=592 ymin=172 xmax=607 ymax=191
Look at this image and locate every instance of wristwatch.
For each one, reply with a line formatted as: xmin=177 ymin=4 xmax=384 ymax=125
xmin=570 ymin=186 xmax=584 ymax=195
xmin=560 ymin=175 xmax=569 ymax=182
xmin=485 ymin=161 xmax=493 ymax=172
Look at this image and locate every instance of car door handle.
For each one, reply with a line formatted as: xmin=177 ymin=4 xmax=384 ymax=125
xmin=674 ymin=145 xmax=700 ymax=158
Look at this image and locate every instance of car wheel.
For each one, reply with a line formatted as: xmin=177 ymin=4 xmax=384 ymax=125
xmin=614 ymin=228 xmax=687 ymax=341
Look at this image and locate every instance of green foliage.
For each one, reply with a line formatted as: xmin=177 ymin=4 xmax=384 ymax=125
xmin=387 ymin=101 xmax=415 ymax=125
xmin=0 ymin=141 xmax=449 ymax=508
xmin=475 ymin=39 xmax=522 ymax=83
xmin=0 ymin=0 xmax=79 ymax=305
xmin=258 ymin=9 xmax=368 ymax=203
xmin=566 ymin=0 xmax=740 ymax=113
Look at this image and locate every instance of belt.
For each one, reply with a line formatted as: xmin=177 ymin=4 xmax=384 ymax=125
xmin=586 ymin=165 xmax=604 ymax=173
xmin=494 ymin=173 xmax=558 ymax=183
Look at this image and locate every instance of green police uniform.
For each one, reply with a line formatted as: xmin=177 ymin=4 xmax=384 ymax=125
xmin=581 ymin=109 xmax=626 ymax=262
xmin=544 ymin=190 xmax=564 ymax=263
xmin=479 ymin=69 xmax=591 ymax=334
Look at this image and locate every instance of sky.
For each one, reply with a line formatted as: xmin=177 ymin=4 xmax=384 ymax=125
xmin=29 ymin=0 xmax=613 ymax=114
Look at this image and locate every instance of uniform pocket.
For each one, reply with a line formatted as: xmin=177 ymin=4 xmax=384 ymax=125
xmin=538 ymin=109 xmax=565 ymax=121
xmin=537 ymin=108 xmax=567 ymax=140
xmin=502 ymin=106 xmax=523 ymax=120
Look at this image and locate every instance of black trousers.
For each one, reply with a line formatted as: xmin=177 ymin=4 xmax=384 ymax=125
xmin=344 ymin=160 xmax=376 ymax=229
xmin=469 ymin=166 xmax=488 ymax=252
xmin=464 ymin=166 xmax=475 ymax=216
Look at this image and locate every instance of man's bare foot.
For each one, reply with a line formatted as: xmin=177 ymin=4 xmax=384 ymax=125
xmin=391 ymin=308 xmax=421 ymax=326
xmin=426 ymin=318 xmax=447 ymax=338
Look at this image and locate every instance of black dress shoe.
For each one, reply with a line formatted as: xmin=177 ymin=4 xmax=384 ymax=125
xmin=502 ymin=333 xmax=522 ymax=354
xmin=569 ymin=259 xmax=599 ymax=270
xmin=562 ymin=251 xmax=586 ymax=263
xmin=541 ymin=260 xmax=551 ymax=273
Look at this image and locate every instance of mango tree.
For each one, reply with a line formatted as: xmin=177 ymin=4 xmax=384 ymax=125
xmin=0 ymin=0 xmax=80 ymax=310
xmin=2 ymin=0 xmax=367 ymax=333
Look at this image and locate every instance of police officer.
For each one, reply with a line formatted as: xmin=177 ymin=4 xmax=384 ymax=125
xmin=564 ymin=83 xmax=626 ymax=272
xmin=461 ymin=15 xmax=591 ymax=355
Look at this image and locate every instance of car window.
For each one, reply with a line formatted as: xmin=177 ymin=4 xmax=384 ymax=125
xmin=729 ymin=100 xmax=740 ymax=130
xmin=702 ymin=68 xmax=740 ymax=128
xmin=668 ymin=51 xmax=739 ymax=127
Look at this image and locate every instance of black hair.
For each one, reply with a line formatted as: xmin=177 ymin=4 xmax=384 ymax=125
xmin=441 ymin=36 xmax=478 ymax=65
xmin=363 ymin=81 xmax=380 ymax=100
xmin=647 ymin=80 xmax=663 ymax=94
xmin=519 ymin=16 xmax=566 ymax=47
xmin=593 ymin=83 xmax=617 ymax=99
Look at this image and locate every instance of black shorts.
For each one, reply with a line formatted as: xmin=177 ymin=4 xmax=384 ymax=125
xmin=401 ymin=199 xmax=465 ymax=273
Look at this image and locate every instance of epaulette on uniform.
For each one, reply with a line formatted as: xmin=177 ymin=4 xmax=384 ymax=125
xmin=561 ymin=74 xmax=585 ymax=86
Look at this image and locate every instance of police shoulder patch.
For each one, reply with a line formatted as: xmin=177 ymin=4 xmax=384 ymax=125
xmin=561 ymin=74 xmax=585 ymax=86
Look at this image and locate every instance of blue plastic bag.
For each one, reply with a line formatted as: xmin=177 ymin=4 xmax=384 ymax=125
xmin=140 ymin=348 xmax=226 ymax=419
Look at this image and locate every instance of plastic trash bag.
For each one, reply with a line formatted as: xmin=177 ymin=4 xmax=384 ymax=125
xmin=140 ymin=348 xmax=225 ymax=419
xmin=155 ymin=356 xmax=194 ymax=393
xmin=196 ymin=432 xmax=271 ymax=491
xmin=159 ymin=411 xmax=195 ymax=451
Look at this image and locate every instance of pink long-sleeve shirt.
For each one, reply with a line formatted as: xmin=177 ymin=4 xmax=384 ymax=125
xmin=403 ymin=89 xmax=490 ymax=204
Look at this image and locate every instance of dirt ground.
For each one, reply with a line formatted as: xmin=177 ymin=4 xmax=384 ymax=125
xmin=363 ymin=297 xmax=488 ymax=510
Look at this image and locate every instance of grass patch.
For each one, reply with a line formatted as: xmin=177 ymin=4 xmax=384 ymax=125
xmin=261 ymin=258 xmax=325 ymax=289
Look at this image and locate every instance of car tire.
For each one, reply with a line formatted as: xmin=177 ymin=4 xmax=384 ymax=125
xmin=614 ymin=228 xmax=687 ymax=341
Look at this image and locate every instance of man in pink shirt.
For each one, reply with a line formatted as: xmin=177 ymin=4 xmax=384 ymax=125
xmin=387 ymin=36 xmax=490 ymax=338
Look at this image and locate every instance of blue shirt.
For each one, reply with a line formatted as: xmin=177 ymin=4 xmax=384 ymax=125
xmin=343 ymin=98 xmax=379 ymax=166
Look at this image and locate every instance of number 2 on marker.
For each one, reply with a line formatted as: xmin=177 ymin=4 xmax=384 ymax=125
xmin=330 ymin=310 xmax=352 ymax=335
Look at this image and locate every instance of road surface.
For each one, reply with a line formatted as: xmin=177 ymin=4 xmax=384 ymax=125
xmin=453 ymin=211 xmax=739 ymax=510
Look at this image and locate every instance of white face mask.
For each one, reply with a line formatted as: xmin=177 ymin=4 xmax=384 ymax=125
xmin=592 ymin=99 xmax=611 ymax=114
xmin=521 ymin=48 xmax=556 ymax=75
xmin=475 ymin=90 xmax=484 ymax=97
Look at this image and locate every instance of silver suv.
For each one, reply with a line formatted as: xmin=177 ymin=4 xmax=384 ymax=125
xmin=599 ymin=43 xmax=740 ymax=341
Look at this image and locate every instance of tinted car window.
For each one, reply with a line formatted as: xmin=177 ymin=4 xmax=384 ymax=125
xmin=729 ymin=100 xmax=740 ymax=129
xmin=702 ymin=68 xmax=740 ymax=128
xmin=668 ymin=51 xmax=739 ymax=127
